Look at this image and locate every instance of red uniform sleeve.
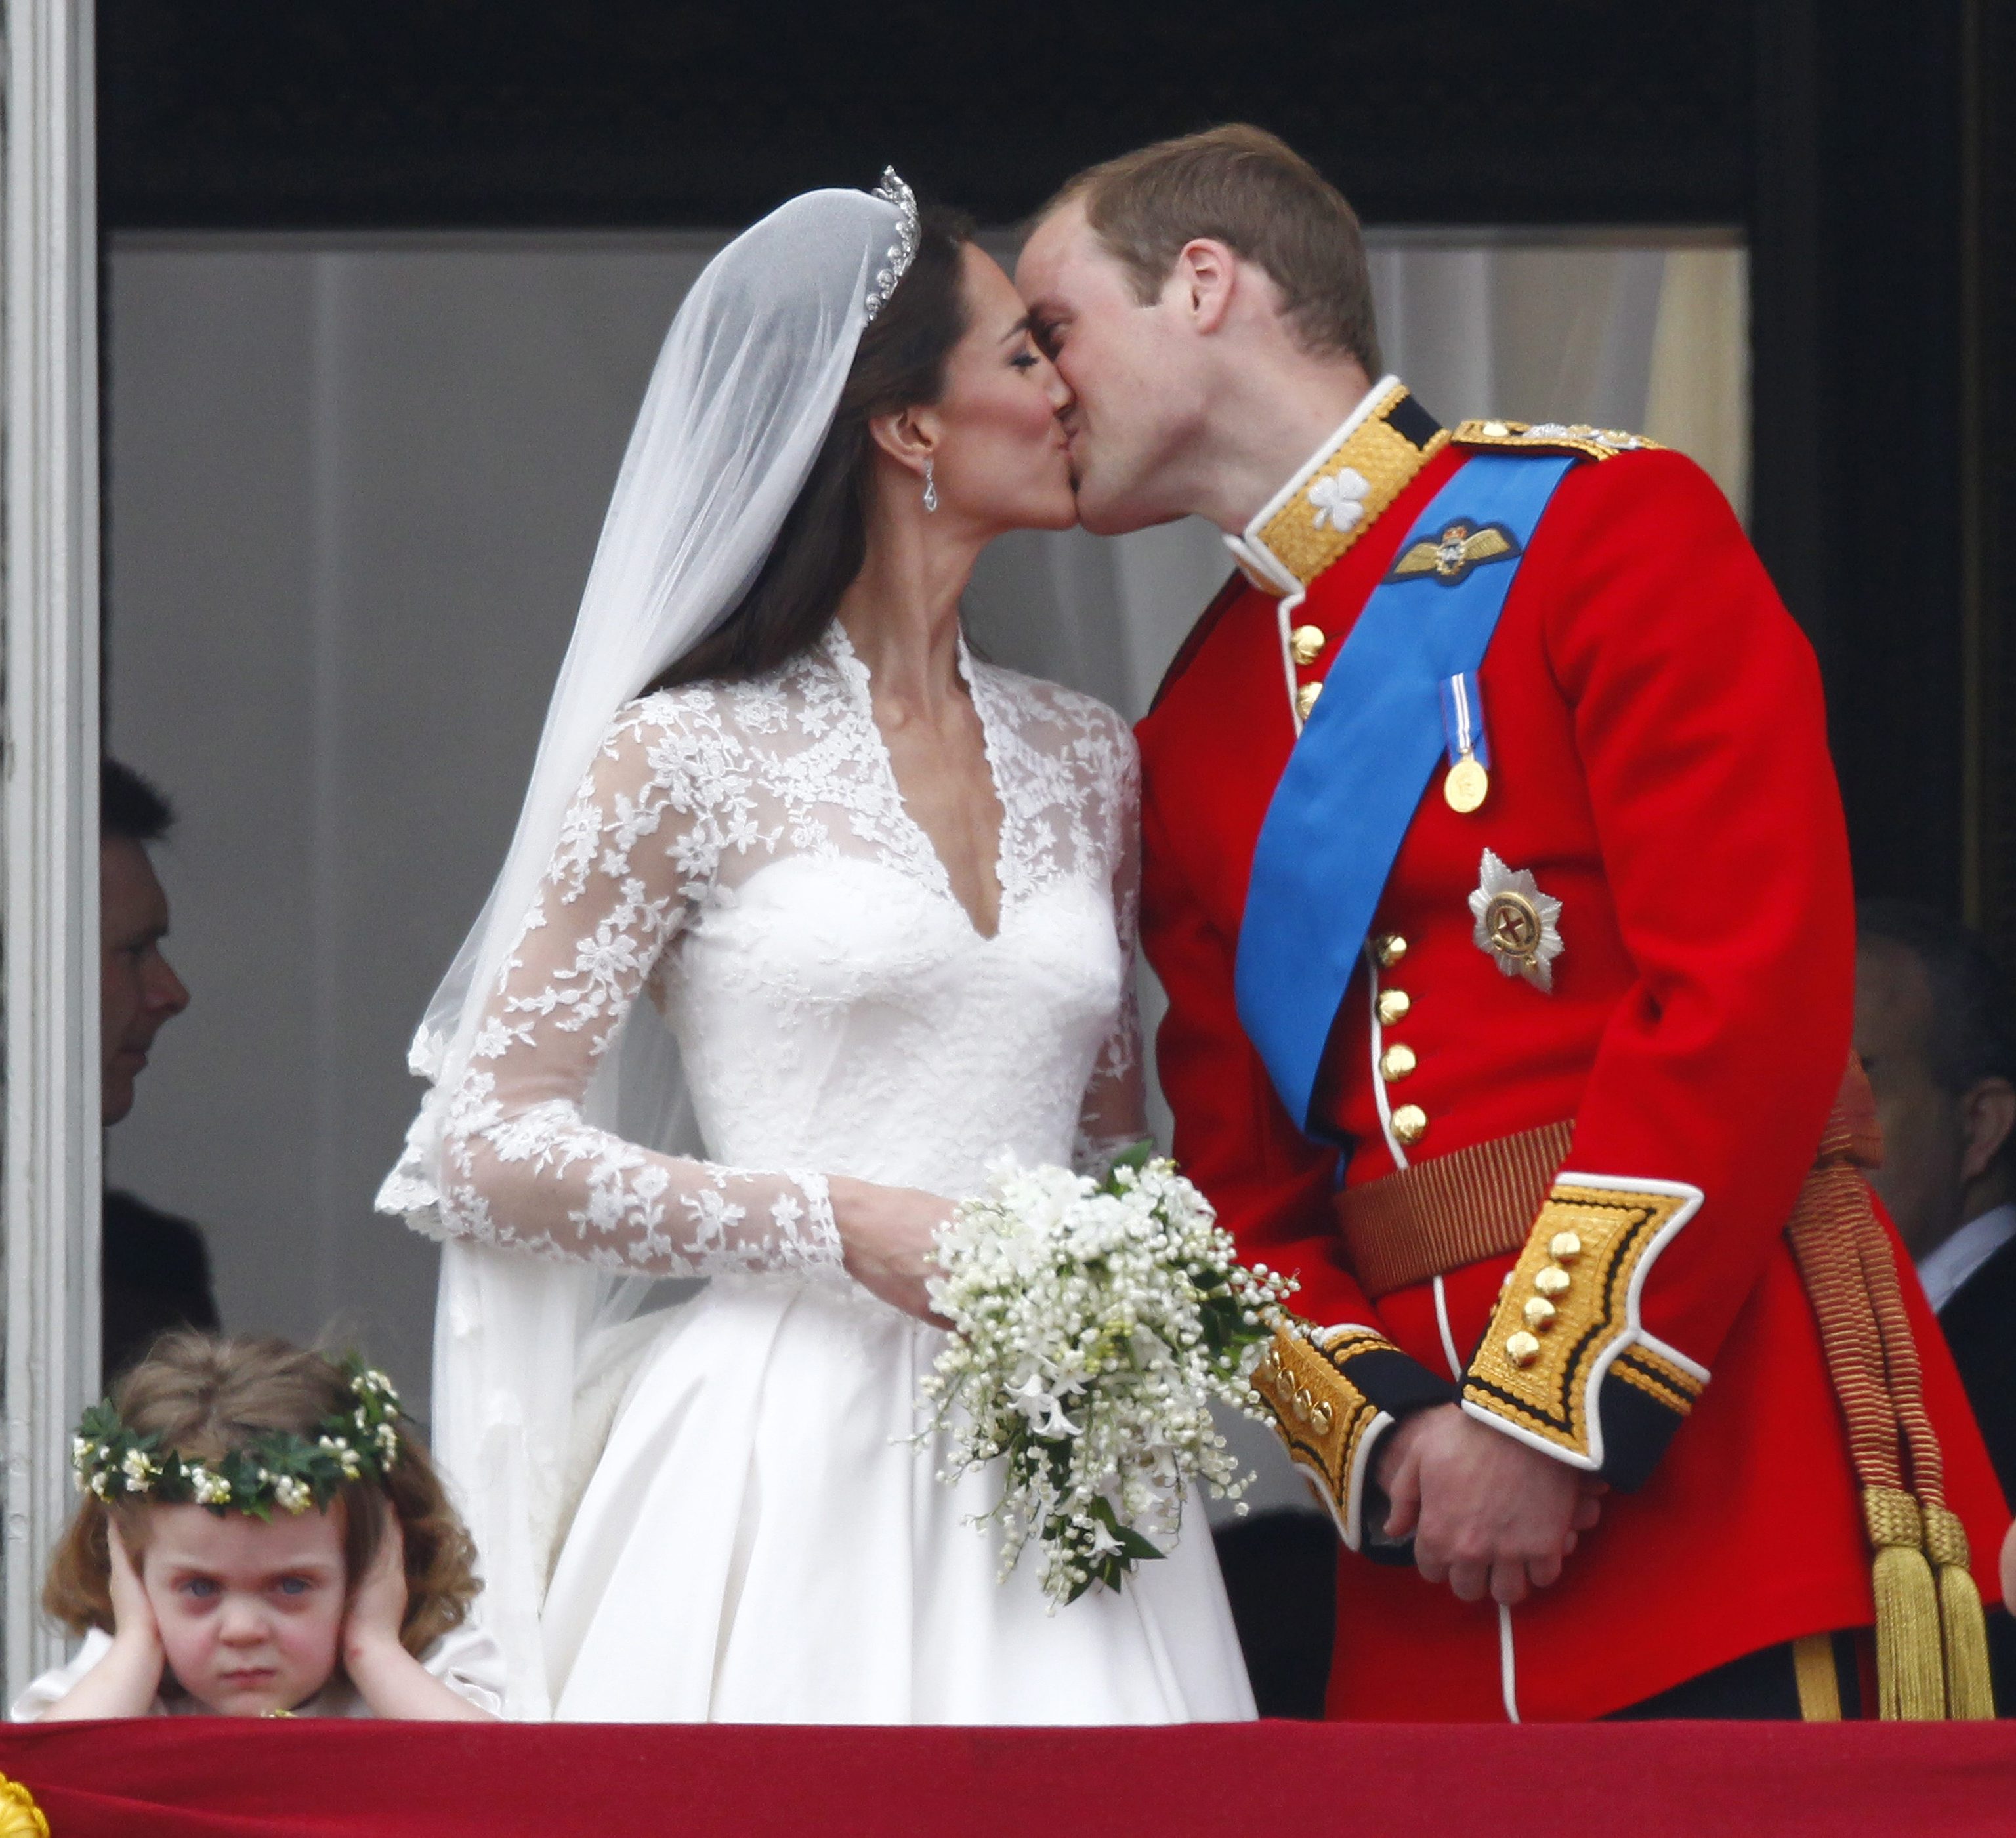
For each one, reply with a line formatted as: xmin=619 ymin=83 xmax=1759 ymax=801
xmin=1459 ymin=451 xmax=1855 ymax=1488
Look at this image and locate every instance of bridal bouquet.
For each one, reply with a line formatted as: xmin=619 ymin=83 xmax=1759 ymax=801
xmin=919 ymin=1146 xmax=1296 ymax=1606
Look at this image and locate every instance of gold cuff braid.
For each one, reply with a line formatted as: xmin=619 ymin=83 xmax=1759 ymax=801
xmin=1250 ymin=1322 xmax=1390 ymax=1546
xmin=1461 ymin=1179 xmax=1702 ymax=1464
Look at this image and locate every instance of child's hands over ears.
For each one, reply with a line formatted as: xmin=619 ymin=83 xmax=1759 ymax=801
xmin=341 ymin=1501 xmax=410 ymax=1663
xmin=43 ymin=1524 xmax=165 ymax=1718
xmin=106 ymin=1524 xmax=163 ymax=1658
xmin=337 ymin=1500 xmax=494 ymax=1720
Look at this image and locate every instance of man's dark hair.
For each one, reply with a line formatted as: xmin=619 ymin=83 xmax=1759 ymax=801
xmin=1858 ymin=899 xmax=2016 ymax=1097
xmin=102 ymin=759 xmax=175 ymax=846
xmin=1039 ymin=124 xmax=1381 ymax=372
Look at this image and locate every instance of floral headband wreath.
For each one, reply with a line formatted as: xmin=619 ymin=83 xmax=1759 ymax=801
xmin=72 ymin=1358 xmax=402 ymax=1519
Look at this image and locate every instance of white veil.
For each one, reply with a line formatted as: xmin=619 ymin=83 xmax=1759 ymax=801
xmin=376 ymin=176 xmax=917 ymax=1716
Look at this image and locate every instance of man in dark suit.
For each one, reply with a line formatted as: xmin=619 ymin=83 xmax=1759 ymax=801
xmin=1856 ymin=902 xmax=2016 ymax=1482
xmin=100 ymin=759 xmax=220 ymax=1381
xmin=1856 ymin=899 xmax=2016 ymax=1708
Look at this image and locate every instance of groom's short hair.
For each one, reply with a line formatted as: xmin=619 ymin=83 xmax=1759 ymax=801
xmin=1040 ymin=125 xmax=1380 ymax=373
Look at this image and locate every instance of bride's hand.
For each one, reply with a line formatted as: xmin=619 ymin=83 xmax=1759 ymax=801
xmin=828 ymin=1177 xmax=954 ymax=1325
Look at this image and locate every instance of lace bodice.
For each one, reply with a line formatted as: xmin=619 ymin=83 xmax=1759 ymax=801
xmin=390 ymin=625 xmax=1143 ymax=1284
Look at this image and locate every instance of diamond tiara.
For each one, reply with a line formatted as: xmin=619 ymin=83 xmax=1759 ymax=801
xmin=864 ymin=167 xmax=920 ymax=321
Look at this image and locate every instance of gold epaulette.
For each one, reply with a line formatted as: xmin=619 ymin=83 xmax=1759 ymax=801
xmin=1451 ymin=417 xmax=1663 ymax=463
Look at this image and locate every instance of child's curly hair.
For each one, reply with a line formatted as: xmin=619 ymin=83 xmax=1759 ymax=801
xmin=45 ymin=1333 xmax=480 ymax=1654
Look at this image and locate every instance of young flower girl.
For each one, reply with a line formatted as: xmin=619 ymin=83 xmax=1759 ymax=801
xmin=12 ymin=1332 xmax=501 ymax=1720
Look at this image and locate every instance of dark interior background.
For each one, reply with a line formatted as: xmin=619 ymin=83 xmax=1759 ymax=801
xmin=98 ymin=0 xmax=2016 ymax=953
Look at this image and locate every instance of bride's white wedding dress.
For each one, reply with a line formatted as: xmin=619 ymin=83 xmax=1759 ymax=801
xmin=402 ymin=622 xmax=1254 ymax=1723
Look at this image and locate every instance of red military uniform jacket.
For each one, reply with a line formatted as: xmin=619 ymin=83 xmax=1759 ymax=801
xmin=1137 ymin=381 xmax=2007 ymax=1720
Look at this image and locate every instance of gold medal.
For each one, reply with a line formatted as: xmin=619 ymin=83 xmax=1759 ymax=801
xmin=1444 ymin=751 xmax=1488 ymax=813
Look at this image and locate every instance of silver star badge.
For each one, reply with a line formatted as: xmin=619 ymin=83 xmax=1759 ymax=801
xmin=1468 ymin=848 xmax=1564 ymax=993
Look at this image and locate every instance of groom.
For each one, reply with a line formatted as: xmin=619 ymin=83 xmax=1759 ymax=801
xmin=1018 ymin=125 xmax=2007 ymax=1720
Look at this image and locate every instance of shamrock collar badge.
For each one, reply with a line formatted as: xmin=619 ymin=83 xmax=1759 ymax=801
xmin=1469 ymin=848 xmax=1564 ymax=992
xmin=1307 ymin=466 xmax=1370 ymax=533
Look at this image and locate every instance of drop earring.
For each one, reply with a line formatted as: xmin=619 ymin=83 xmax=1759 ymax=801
xmin=922 ymin=457 xmax=939 ymax=514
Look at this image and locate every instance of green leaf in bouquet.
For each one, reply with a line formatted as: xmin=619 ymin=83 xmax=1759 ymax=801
xmin=1099 ymin=1139 xmax=1156 ymax=1193
xmin=1115 ymin=1525 xmax=1167 ymax=1563
xmin=1087 ymin=1493 xmax=1167 ymax=1564
xmin=1066 ymin=1558 xmax=1118 ymax=1605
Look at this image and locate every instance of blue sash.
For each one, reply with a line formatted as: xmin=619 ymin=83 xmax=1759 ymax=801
xmin=1234 ymin=452 xmax=1574 ymax=1135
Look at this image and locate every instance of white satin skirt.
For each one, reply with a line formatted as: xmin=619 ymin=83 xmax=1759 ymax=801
xmin=540 ymin=1277 xmax=1258 ymax=1723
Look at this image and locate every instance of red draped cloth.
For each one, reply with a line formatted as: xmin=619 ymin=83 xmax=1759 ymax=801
xmin=2 ymin=1720 xmax=2012 ymax=1835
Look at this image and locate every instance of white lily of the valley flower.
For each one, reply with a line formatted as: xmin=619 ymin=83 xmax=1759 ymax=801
xmin=1007 ymin=1367 xmax=1085 ymax=1437
xmin=919 ymin=1154 xmax=1295 ymax=1607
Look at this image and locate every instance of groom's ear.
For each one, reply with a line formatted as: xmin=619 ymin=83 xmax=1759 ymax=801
xmin=1169 ymin=238 xmax=1238 ymax=336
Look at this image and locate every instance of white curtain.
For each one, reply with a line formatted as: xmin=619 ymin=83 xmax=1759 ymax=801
xmin=103 ymin=232 xmax=1743 ymax=1515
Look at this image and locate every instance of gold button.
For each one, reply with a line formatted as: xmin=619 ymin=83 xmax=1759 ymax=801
xmin=1534 ymin=1265 xmax=1571 ymax=1299
xmin=1290 ymin=624 xmax=1327 ymax=667
xmin=1506 ymin=1331 xmax=1542 ymax=1367
xmin=1378 ymin=1043 xmax=1416 ymax=1083
xmin=1549 ymin=1230 xmax=1583 ymax=1263
xmin=1373 ymin=934 xmax=1408 ymax=968
xmin=1390 ymin=1103 xmax=1427 ymax=1146
xmin=1377 ymin=988 xmax=1412 ymax=1026
xmin=1523 ymin=1297 xmax=1557 ymax=1331
xmin=1295 ymin=680 xmax=1323 ymax=721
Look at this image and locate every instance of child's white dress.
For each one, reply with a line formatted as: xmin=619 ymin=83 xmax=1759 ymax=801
xmin=8 ymin=1620 xmax=504 ymax=1719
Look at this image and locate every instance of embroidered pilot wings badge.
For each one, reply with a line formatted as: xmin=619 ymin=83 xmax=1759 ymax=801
xmin=1469 ymin=848 xmax=1563 ymax=992
xmin=1387 ymin=519 xmax=1522 ymax=587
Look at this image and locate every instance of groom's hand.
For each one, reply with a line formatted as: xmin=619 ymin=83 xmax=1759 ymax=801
xmin=1376 ymin=1404 xmax=1606 ymax=1607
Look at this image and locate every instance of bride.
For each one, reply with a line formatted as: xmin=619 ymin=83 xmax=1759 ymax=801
xmin=378 ymin=174 xmax=1255 ymax=1724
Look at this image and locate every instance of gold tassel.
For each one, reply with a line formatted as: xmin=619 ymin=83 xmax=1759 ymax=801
xmin=1923 ymin=1502 xmax=1996 ymax=1719
xmin=1864 ymin=1487 xmax=1946 ymax=1719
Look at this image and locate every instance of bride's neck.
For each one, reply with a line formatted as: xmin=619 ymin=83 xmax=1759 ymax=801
xmin=836 ymin=484 xmax=984 ymax=719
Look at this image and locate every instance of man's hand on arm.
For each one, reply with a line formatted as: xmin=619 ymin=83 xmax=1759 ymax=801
xmin=1376 ymin=1404 xmax=1606 ymax=1607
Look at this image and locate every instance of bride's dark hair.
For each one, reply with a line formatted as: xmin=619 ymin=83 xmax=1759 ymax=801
xmin=648 ymin=203 xmax=976 ymax=692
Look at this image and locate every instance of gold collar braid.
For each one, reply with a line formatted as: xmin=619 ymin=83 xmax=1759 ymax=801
xmin=1225 ymin=378 xmax=1448 ymax=596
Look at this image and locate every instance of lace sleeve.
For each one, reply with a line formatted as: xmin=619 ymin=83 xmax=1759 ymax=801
xmin=1073 ymin=719 xmax=1150 ymax=1177
xmin=432 ymin=699 xmax=842 ymax=1279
